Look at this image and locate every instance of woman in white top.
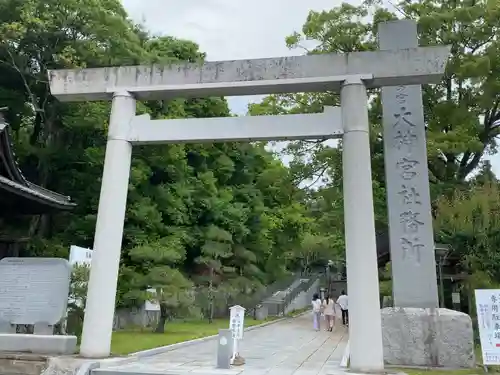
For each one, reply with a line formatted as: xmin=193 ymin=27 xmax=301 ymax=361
xmin=311 ymin=293 xmax=322 ymax=331
xmin=322 ymin=294 xmax=336 ymax=331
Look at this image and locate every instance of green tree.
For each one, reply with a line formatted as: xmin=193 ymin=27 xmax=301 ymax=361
xmin=252 ymin=0 xmax=500 ymax=187
xmin=435 ymin=182 xmax=500 ymax=287
xmin=196 ymin=225 xmax=234 ymax=323
xmin=0 ymin=0 xmax=332 ymax=332
xmin=67 ymin=264 xmax=90 ymax=337
xmin=249 ymin=1 xmax=500 ymax=277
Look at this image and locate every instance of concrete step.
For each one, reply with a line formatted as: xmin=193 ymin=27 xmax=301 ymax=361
xmin=0 ymin=353 xmax=48 ymax=375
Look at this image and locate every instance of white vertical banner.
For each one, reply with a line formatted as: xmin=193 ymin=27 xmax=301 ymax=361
xmin=475 ymin=289 xmax=500 ymax=365
xmin=229 ymin=305 xmax=245 ymax=363
xmin=145 ymin=288 xmax=160 ymax=311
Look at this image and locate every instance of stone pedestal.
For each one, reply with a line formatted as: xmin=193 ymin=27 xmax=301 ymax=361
xmin=381 ymin=307 xmax=474 ymax=368
xmin=0 ymin=334 xmax=77 ymax=355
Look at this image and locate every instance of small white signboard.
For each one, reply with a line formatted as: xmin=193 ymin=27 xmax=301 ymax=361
xmin=475 ymin=289 xmax=500 ymax=365
xmin=68 ymin=245 xmax=93 ymax=309
xmin=145 ymin=288 xmax=160 ymax=311
xmin=229 ymin=305 xmax=245 ymax=340
xmin=69 ymin=245 xmax=93 ymax=267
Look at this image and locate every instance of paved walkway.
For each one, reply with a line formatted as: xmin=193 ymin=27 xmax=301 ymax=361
xmin=98 ymin=313 xmax=348 ymax=375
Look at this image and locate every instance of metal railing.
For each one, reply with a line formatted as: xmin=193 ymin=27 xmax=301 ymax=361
xmin=242 ymin=273 xmax=298 ymax=318
xmin=263 ymin=275 xmax=319 ymax=316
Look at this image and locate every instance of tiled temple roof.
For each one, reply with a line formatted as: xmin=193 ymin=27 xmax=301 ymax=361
xmin=0 ymin=115 xmax=75 ymax=214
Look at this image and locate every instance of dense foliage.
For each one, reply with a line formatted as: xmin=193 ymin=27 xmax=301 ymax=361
xmin=2 ymin=0 xmax=500 ymax=329
xmin=0 ymin=0 xmax=334 ymax=331
xmin=250 ymin=0 xmax=500 ymax=300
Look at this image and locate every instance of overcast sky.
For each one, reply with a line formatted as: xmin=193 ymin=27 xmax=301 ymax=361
xmin=120 ymin=0 xmax=500 ymax=176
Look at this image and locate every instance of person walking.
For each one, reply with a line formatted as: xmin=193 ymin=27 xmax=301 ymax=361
xmin=311 ymin=293 xmax=322 ymax=331
xmin=337 ymin=290 xmax=349 ymax=326
xmin=322 ymin=294 xmax=336 ymax=331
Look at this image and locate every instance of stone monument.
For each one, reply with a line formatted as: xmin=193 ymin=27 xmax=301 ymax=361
xmin=0 ymin=258 xmax=77 ymax=355
xmin=379 ymin=20 xmax=474 ymax=368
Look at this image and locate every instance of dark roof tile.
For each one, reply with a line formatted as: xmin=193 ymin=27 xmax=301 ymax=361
xmin=0 ymin=115 xmax=75 ymax=212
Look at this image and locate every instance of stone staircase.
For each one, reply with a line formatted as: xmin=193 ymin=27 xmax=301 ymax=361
xmin=261 ymin=276 xmax=320 ymax=317
xmin=242 ymin=273 xmax=297 ymax=318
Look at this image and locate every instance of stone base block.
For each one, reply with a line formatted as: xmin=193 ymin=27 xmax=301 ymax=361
xmin=0 ymin=334 xmax=77 ymax=355
xmin=381 ymin=307 xmax=474 ymax=368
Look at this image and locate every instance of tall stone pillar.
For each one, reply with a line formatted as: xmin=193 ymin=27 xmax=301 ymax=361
xmin=378 ymin=20 xmax=474 ymax=368
xmin=380 ymin=19 xmax=439 ymax=309
xmin=342 ymin=76 xmax=384 ymax=372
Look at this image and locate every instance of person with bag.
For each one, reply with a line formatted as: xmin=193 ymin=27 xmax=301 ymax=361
xmin=322 ymin=294 xmax=336 ymax=331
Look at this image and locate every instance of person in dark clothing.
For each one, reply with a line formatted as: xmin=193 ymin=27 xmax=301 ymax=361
xmin=336 ymin=290 xmax=348 ymax=326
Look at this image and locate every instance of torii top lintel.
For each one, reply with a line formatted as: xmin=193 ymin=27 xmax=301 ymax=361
xmin=48 ymin=46 xmax=450 ymax=102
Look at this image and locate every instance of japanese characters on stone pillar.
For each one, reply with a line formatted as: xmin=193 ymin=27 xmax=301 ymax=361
xmin=379 ymin=20 xmax=439 ymax=308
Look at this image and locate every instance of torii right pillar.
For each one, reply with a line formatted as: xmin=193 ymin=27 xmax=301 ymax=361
xmin=379 ymin=20 xmax=474 ymax=368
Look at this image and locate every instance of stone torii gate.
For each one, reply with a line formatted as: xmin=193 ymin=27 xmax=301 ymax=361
xmin=48 ymin=21 xmax=449 ymax=373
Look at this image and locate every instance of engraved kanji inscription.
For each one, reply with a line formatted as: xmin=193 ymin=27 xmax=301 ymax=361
xmin=394 ymin=127 xmax=418 ymax=150
xmin=397 ymin=157 xmax=419 ymax=180
xmin=392 ymin=105 xmax=417 ymax=150
xmin=396 ymin=86 xmax=408 ymax=104
xmin=398 ymin=185 xmax=421 ymax=205
xmin=401 ymin=237 xmax=424 ymax=264
xmin=393 ymin=106 xmax=416 ymax=128
xmin=400 ymin=210 xmax=424 ymax=233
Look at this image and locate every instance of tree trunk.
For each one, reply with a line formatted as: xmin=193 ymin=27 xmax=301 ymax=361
xmin=208 ymin=268 xmax=214 ymax=323
xmin=154 ymin=303 xmax=168 ymax=333
xmin=208 ymin=300 xmax=214 ymax=324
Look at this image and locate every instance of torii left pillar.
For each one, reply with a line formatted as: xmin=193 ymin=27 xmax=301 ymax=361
xmin=341 ymin=77 xmax=384 ymax=371
xmin=79 ymin=91 xmax=136 ymax=357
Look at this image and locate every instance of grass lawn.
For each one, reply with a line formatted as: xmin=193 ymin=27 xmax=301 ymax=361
xmin=110 ymin=317 xmax=277 ymax=355
xmin=286 ymin=307 xmax=310 ymax=317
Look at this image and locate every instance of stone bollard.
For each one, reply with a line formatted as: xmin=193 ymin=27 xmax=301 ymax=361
xmin=216 ymin=329 xmax=233 ymax=369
